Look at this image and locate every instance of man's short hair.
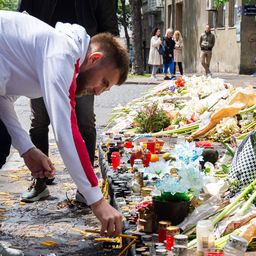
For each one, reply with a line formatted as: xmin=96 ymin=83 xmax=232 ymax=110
xmin=90 ymin=33 xmax=129 ymax=85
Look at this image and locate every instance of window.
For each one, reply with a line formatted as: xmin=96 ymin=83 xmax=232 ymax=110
xmin=216 ymin=5 xmax=225 ymax=27
xmin=228 ymin=0 xmax=235 ymax=27
xmin=208 ymin=11 xmax=214 ymax=28
xmin=168 ymin=4 xmax=172 ymax=28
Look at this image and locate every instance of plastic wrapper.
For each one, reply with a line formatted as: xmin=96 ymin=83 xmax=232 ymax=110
xmin=180 ymin=195 xmax=228 ymax=232
xmin=203 ymin=179 xmax=229 ymax=196
xmin=215 ymin=207 xmax=256 ymax=238
xmin=241 ymin=218 xmax=256 ymax=242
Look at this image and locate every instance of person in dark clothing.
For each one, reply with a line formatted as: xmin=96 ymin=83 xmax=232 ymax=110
xmin=162 ymin=28 xmax=175 ymax=80
xmin=18 ymin=0 xmax=119 ymax=202
xmin=0 ymin=120 xmax=11 ymax=168
xmin=199 ymin=24 xmax=215 ymax=76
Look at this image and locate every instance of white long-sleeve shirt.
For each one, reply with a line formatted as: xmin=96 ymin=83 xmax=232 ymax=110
xmin=0 ymin=10 xmax=102 ymax=205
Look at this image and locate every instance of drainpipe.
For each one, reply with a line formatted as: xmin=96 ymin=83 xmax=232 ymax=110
xmin=164 ymin=0 xmax=166 ymax=32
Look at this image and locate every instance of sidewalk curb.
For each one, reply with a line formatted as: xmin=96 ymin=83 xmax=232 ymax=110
xmin=124 ymin=80 xmax=160 ymax=85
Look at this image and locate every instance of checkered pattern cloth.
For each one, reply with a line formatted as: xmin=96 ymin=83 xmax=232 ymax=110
xmin=230 ymin=131 xmax=256 ymax=186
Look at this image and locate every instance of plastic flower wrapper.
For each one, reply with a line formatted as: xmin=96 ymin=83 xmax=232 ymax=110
xmin=144 ymin=161 xmax=170 ymax=179
xmin=171 ymin=141 xmax=203 ymax=167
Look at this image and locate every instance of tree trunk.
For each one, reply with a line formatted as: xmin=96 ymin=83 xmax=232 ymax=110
xmin=129 ymin=0 xmax=144 ymax=75
xmin=120 ymin=0 xmax=130 ymax=50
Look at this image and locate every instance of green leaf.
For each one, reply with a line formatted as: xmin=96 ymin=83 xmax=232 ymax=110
xmin=220 ymin=141 xmax=235 ymax=157
xmin=154 ymin=192 xmax=191 ymax=202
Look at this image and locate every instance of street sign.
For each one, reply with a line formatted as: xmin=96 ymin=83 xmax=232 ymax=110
xmin=237 ymin=6 xmax=242 ymax=17
xmin=243 ymin=4 xmax=256 ymax=16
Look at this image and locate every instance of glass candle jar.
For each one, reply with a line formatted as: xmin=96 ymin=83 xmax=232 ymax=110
xmin=111 ymin=152 xmax=121 ymax=170
xmin=166 ymin=226 xmax=180 ymax=251
xmin=158 ymin=221 xmax=172 ymax=243
xmin=196 ymin=220 xmax=215 ymax=256
xmin=146 ymin=141 xmax=156 ymax=154
xmin=174 ymin=234 xmax=188 ymax=247
xmin=133 ymin=159 xmax=144 ymax=172
xmin=171 ymin=245 xmax=187 ymax=256
xmin=223 ymin=235 xmax=248 ymax=256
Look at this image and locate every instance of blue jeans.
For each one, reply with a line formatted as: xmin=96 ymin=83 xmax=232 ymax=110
xmin=163 ymin=58 xmax=174 ymax=75
xmin=30 ymin=95 xmax=96 ymax=165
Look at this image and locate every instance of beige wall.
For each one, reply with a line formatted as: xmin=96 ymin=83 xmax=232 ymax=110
xmin=163 ymin=0 xmax=256 ymax=74
xmin=211 ymin=27 xmax=240 ymax=73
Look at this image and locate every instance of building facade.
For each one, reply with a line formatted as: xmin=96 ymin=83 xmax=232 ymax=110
xmin=165 ymin=0 xmax=256 ymax=74
xmin=142 ymin=0 xmax=256 ymax=74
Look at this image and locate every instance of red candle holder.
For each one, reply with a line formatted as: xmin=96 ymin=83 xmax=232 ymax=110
xmin=124 ymin=140 xmax=133 ymax=148
xmin=111 ymin=152 xmax=121 ymax=170
xmin=146 ymin=141 xmax=156 ymax=154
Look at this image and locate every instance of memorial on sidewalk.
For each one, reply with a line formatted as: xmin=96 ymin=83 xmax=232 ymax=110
xmin=97 ymin=76 xmax=256 ymax=255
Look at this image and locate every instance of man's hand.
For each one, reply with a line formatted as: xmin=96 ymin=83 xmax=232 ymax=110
xmin=22 ymin=147 xmax=55 ymax=178
xmin=91 ymin=198 xmax=123 ymax=237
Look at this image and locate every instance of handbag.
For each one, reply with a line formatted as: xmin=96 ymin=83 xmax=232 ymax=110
xmin=229 ymin=130 xmax=256 ymax=186
xmin=158 ymin=43 xmax=165 ymax=55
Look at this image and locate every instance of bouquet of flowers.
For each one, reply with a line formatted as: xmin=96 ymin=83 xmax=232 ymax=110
xmin=135 ymin=201 xmax=153 ymax=215
xmin=148 ymin=141 xmax=206 ymax=202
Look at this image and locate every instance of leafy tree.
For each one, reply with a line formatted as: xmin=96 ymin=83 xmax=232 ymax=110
xmin=214 ymin=0 xmax=253 ymax=8
xmin=214 ymin=0 xmax=229 ymax=7
xmin=117 ymin=0 xmax=131 ymax=50
xmin=0 ymin=0 xmax=18 ymax=10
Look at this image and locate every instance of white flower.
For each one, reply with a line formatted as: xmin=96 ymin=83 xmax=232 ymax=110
xmin=144 ymin=161 xmax=170 ymax=179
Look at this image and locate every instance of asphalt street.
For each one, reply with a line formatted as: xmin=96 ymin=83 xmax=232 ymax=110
xmin=14 ymin=83 xmax=156 ymax=141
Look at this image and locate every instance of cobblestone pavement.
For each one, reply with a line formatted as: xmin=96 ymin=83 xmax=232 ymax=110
xmin=0 ymin=143 xmax=107 ymax=255
xmin=1 ymin=75 xmax=256 ymax=255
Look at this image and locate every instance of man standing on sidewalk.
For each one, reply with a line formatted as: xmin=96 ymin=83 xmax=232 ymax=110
xmin=18 ymin=0 xmax=119 ymax=203
xmin=200 ymin=24 xmax=215 ymax=76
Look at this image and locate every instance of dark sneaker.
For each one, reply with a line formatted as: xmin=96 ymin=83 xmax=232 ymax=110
xmin=45 ymin=177 xmax=55 ymax=185
xmin=21 ymin=179 xmax=50 ymax=202
xmin=0 ymin=241 xmax=24 ymax=256
xmin=164 ymin=76 xmax=170 ymax=80
xmin=75 ymin=190 xmax=88 ymax=205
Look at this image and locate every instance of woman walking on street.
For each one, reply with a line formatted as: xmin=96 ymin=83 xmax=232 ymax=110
xmin=173 ymin=30 xmax=184 ymax=76
xmin=163 ymin=28 xmax=175 ymax=80
xmin=148 ymin=28 xmax=163 ymax=80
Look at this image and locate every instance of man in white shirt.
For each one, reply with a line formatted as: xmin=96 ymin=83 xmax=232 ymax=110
xmin=0 ymin=10 xmax=129 ymax=239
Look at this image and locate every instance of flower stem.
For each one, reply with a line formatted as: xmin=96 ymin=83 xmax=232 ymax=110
xmin=212 ymin=179 xmax=256 ymax=225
